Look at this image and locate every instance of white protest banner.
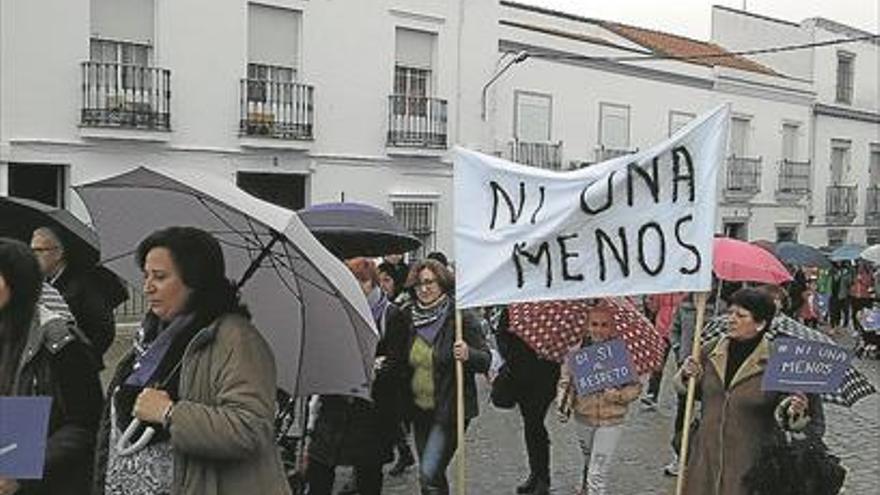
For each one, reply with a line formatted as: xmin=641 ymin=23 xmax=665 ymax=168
xmin=454 ymin=104 xmax=728 ymax=308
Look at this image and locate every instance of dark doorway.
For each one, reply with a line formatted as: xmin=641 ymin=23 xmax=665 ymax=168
xmin=236 ymin=172 xmax=306 ymax=211
xmin=8 ymin=163 xmax=66 ymax=207
xmin=723 ymin=221 xmax=747 ymax=240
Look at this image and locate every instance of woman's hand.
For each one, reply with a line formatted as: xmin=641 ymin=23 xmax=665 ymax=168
xmin=453 ymin=340 xmax=470 ymax=362
xmin=0 ymin=477 xmax=20 ymax=495
xmin=374 ymin=356 xmax=387 ymax=373
xmin=786 ymin=393 xmax=808 ymax=418
xmin=133 ymin=388 xmax=173 ymax=424
xmin=680 ymin=356 xmax=703 ymax=380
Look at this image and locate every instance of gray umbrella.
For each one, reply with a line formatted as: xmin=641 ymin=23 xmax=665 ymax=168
xmin=775 ymin=241 xmax=831 ymax=269
xmin=75 ymin=166 xmax=378 ymax=399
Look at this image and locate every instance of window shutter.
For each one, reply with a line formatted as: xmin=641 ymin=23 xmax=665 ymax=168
xmin=91 ymin=0 xmax=154 ymax=43
xmin=600 ymin=104 xmax=629 ymax=149
xmin=782 ymin=124 xmax=798 ymax=161
xmin=396 ymin=28 xmax=434 ymax=69
xmin=516 ymin=93 xmax=551 ymax=142
xmin=248 ymin=3 xmax=300 ymax=68
xmin=730 ymin=117 xmax=749 ymax=156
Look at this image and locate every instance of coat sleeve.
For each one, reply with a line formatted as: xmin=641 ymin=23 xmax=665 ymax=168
xmin=43 ymin=341 xmax=103 ymax=479
xmin=168 ymin=321 xmax=276 ymax=460
xmin=68 ymin=276 xmax=116 ymax=357
xmin=461 ymin=310 xmax=491 ymax=374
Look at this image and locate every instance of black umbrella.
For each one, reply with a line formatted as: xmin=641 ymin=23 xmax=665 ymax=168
xmin=0 ymin=195 xmax=129 ymax=308
xmin=775 ymin=241 xmax=831 ymax=269
xmin=298 ymin=202 xmax=421 ymax=259
xmin=0 ymin=195 xmax=99 ymax=267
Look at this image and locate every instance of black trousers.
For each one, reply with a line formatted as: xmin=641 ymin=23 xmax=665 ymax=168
xmin=519 ymin=390 xmax=555 ymax=483
xmin=305 ymin=459 xmax=383 ymax=495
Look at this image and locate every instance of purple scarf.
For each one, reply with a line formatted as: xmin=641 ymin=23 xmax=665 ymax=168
xmin=412 ymin=296 xmax=450 ymax=344
xmin=125 ymin=312 xmax=196 ymax=387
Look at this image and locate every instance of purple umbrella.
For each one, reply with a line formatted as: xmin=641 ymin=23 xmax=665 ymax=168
xmin=298 ymin=202 xmax=421 ymax=258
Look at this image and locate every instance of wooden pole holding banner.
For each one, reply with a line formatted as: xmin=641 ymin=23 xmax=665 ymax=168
xmin=675 ymin=292 xmax=708 ymax=495
xmin=455 ymin=310 xmax=466 ymax=495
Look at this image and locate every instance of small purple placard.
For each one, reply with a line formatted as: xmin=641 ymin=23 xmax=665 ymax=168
xmin=0 ymin=396 xmax=52 ymax=479
xmin=570 ymin=338 xmax=638 ymax=396
xmin=858 ymin=308 xmax=880 ymax=332
xmin=761 ymin=337 xmax=851 ymax=394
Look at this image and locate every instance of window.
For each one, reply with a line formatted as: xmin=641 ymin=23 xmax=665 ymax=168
xmin=836 ymin=52 xmax=854 ymax=104
xmin=782 ymin=123 xmax=799 ymax=161
xmin=247 ymin=4 xmax=300 ymax=102
xmin=599 ymin=103 xmax=630 ymax=150
xmin=730 ymin=116 xmax=750 ymax=157
xmin=8 ymin=163 xmax=66 ymax=208
xmin=394 ymin=28 xmax=435 ymax=117
xmin=515 ymin=92 xmax=552 ymax=142
xmin=392 ymin=201 xmax=435 ymax=259
xmin=867 ymin=229 xmax=880 ymax=245
xmin=830 ymin=139 xmax=851 ymax=185
xmin=668 ymin=111 xmax=694 ymax=137
xmin=90 ymin=0 xmax=154 ymax=44
xmin=723 ymin=220 xmax=748 ymax=241
xmin=827 ymin=229 xmax=848 ymax=248
xmin=870 ymin=144 xmax=880 ymax=186
xmin=775 ymin=226 xmax=798 ymax=243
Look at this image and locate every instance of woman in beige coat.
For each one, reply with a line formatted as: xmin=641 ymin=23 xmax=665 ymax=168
xmin=94 ymin=227 xmax=290 ymax=495
xmin=676 ymin=288 xmax=811 ymax=495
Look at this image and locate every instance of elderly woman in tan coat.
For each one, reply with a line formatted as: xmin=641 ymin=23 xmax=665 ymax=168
xmin=94 ymin=227 xmax=290 ymax=495
xmin=556 ymin=300 xmax=643 ymax=495
xmin=676 ymin=288 xmax=812 ymax=495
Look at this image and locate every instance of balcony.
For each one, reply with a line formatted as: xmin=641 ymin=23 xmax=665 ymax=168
xmin=776 ymin=159 xmax=810 ymax=201
xmin=826 ymin=185 xmax=857 ymax=223
xmin=725 ymin=156 xmax=762 ymax=198
xmin=387 ymin=95 xmax=447 ymax=149
xmin=595 ymin=146 xmax=637 ymax=163
xmin=239 ymin=79 xmax=314 ymax=140
xmin=81 ymin=61 xmax=170 ymax=131
xmin=866 ymin=185 xmax=880 ymax=225
xmin=509 ymin=140 xmax=563 ymax=170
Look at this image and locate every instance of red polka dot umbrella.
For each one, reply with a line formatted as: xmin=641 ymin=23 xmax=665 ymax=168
xmin=509 ymin=297 xmax=667 ymax=374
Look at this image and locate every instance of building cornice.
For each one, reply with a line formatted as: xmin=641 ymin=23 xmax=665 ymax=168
xmin=499 ymin=20 xmax=649 ymax=55
xmin=498 ymin=39 xmax=714 ymax=91
xmin=814 ymin=103 xmax=880 ymax=124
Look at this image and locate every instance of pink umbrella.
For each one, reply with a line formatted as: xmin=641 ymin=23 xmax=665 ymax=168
xmin=713 ymin=237 xmax=792 ymax=284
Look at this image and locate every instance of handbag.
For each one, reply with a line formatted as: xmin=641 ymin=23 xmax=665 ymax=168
xmin=743 ymin=431 xmax=846 ymax=495
xmin=490 ymin=363 xmax=518 ymax=409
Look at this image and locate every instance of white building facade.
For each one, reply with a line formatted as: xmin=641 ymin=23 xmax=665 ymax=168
xmin=2 ymin=0 xmax=877 ymax=255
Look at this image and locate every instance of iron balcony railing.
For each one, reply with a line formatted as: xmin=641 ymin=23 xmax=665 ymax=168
xmin=866 ymin=185 xmax=880 ymax=220
xmin=826 ymin=185 xmax=857 ymax=218
xmin=509 ymin=140 xmax=563 ymax=170
xmin=240 ymin=79 xmax=314 ymax=140
xmin=777 ymin=159 xmax=811 ymax=193
xmin=595 ymin=146 xmax=637 ymax=163
xmin=387 ymin=95 xmax=447 ymax=149
xmin=81 ymin=61 xmax=170 ymax=130
xmin=726 ymin=156 xmax=762 ymax=194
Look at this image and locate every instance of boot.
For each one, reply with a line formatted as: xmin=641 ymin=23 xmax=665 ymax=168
xmin=531 ymin=478 xmax=550 ymax=495
xmin=516 ymin=474 xmax=537 ymax=494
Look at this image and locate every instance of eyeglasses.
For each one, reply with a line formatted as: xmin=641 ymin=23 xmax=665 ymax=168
xmin=416 ymin=279 xmax=439 ymax=289
xmin=31 ymin=246 xmax=59 ymax=254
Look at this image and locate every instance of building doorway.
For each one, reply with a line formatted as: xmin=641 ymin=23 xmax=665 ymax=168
xmin=236 ymin=172 xmax=306 ymax=211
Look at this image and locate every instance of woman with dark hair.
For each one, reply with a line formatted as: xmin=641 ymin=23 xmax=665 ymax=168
xmin=0 ymin=238 xmax=102 ymax=495
xmin=94 ymin=227 xmax=290 ymax=495
xmin=675 ymin=287 xmax=813 ymax=495
xmin=400 ymin=259 xmax=490 ymax=495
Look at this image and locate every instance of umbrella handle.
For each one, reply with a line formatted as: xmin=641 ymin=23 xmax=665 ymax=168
xmin=115 ymin=418 xmax=157 ymax=456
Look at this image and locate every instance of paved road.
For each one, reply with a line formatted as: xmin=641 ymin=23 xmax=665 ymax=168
xmin=104 ymin=324 xmax=878 ymax=495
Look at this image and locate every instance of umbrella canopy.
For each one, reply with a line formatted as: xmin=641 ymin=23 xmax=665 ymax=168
xmin=298 ymin=202 xmax=421 ymax=259
xmin=75 ymin=166 xmax=379 ymax=400
xmin=829 ymin=243 xmax=866 ymax=262
xmin=702 ymin=314 xmax=876 ymax=407
xmin=713 ymin=237 xmax=792 ymax=284
xmin=0 ymin=195 xmax=100 ymax=267
xmin=509 ymin=297 xmax=666 ymax=374
xmin=775 ymin=241 xmax=831 ymax=269
xmin=860 ymin=245 xmax=880 ymax=265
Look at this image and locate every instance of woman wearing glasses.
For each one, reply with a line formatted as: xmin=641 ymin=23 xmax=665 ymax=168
xmin=93 ymin=227 xmax=289 ymax=495
xmin=401 ymin=259 xmax=490 ymax=495
xmin=0 ymin=238 xmax=103 ymax=495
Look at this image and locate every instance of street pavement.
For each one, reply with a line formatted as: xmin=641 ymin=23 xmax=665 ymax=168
xmin=104 ymin=324 xmax=879 ymax=495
